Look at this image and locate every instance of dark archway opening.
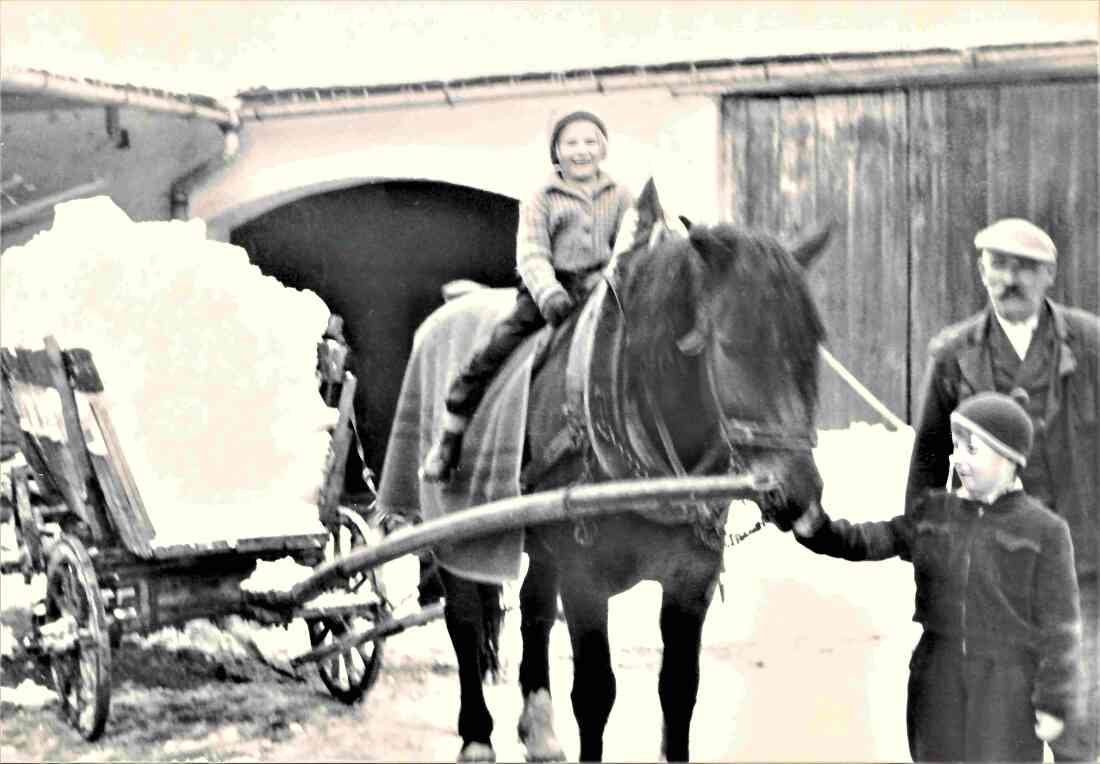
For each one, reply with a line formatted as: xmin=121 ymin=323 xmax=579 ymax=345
xmin=231 ymin=180 xmax=519 ymax=492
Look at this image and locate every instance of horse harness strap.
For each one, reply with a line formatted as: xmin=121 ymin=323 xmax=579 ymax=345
xmin=542 ymin=216 xmax=816 ymax=548
xmin=701 ymin=354 xmax=818 ymax=453
xmin=553 ymin=249 xmax=730 ymax=549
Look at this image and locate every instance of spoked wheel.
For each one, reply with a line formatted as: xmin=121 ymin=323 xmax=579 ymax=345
xmin=43 ymin=535 xmax=111 ymax=740
xmin=308 ymin=505 xmax=389 ymax=703
xmin=307 ymin=607 xmax=386 ymax=703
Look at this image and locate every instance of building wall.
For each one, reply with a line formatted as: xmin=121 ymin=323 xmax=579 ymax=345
xmin=0 ymin=107 xmax=224 ymax=249
xmin=190 ymin=91 xmax=721 ymax=238
xmin=186 ymin=91 xmax=720 ymax=478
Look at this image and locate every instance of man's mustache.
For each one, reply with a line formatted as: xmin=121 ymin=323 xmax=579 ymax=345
xmin=996 ymin=285 xmax=1026 ymax=300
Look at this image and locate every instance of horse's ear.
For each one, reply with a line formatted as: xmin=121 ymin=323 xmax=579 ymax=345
xmin=790 ymin=221 xmax=834 ymax=270
xmin=635 ymin=178 xmax=663 ymax=224
xmin=678 ymin=215 xmax=693 ymax=231
xmin=688 ymin=225 xmax=729 ymax=273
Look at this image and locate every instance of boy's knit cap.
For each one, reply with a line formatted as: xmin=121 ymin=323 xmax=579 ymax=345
xmin=549 ymin=109 xmax=607 ymax=165
xmin=950 ymin=390 xmax=1034 ymax=466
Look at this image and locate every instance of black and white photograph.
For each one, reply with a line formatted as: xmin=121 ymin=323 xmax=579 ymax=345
xmin=1 ymin=1 xmax=1097 ymax=761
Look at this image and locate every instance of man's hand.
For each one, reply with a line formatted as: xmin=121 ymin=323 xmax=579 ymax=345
xmin=541 ymin=289 xmax=575 ymax=326
xmin=1034 ymin=710 xmax=1064 ymax=742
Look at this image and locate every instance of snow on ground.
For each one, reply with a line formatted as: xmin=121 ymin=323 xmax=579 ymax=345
xmin=349 ymin=421 xmax=921 ymax=761
xmin=0 ymin=422 xmax=920 ymax=760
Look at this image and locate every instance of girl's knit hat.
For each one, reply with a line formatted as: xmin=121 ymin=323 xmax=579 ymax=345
xmin=549 ymin=109 xmax=607 ymax=165
xmin=950 ymin=390 xmax=1034 ymax=466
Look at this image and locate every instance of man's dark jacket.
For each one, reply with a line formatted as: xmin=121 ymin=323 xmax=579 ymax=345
xmin=906 ymin=299 xmax=1100 ymax=579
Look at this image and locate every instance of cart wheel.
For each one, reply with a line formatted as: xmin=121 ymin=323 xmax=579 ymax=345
xmin=308 ymin=608 xmax=385 ymax=703
xmin=326 ymin=505 xmax=389 ymax=604
xmin=309 ymin=505 xmax=388 ymax=703
xmin=44 ymin=535 xmax=111 ymax=740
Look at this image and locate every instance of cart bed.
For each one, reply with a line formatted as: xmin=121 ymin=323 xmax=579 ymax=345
xmin=1 ymin=340 xmax=335 ymax=563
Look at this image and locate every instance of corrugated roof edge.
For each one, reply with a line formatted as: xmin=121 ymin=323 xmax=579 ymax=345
xmin=1 ymin=65 xmax=238 ymax=127
xmin=235 ymin=41 xmax=1097 ymax=103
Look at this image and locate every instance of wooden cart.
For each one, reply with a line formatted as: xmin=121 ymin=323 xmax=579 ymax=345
xmin=0 ymin=334 xmax=778 ymax=742
xmin=0 ymin=334 xmax=390 ymax=740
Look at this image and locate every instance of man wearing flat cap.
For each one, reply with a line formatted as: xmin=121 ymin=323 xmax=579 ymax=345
xmin=907 ymin=217 xmax=1100 ymax=762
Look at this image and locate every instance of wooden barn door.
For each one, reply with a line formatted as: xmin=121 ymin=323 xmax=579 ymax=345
xmin=722 ymin=80 xmax=1098 ymax=429
xmin=721 ymin=92 xmax=909 ymax=429
xmin=908 ymin=82 xmax=1099 ymax=408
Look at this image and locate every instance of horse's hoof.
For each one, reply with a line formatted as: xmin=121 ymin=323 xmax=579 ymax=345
xmin=457 ymin=741 xmax=496 ymax=763
xmin=518 ymin=689 xmax=566 ymax=762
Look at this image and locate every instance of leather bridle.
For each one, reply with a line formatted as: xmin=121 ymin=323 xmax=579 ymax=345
xmin=637 ymin=217 xmax=819 ymax=478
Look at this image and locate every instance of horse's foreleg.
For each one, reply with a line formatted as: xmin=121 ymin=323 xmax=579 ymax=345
xmin=560 ymin=578 xmax=615 ymax=762
xmin=517 ymin=546 xmax=565 ymax=762
xmin=440 ymin=568 xmax=496 ymax=761
xmin=518 ymin=547 xmax=559 ymax=695
xmin=657 ymin=582 xmax=714 ymax=762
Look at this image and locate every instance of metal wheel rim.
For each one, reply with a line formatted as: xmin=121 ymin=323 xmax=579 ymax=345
xmin=45 ymin=535 xmax=111 ymax=740
xmin=308 ymin=611 xmax=384 ymax=703
xmin=310 ymin=506 xmax=388 ymax=703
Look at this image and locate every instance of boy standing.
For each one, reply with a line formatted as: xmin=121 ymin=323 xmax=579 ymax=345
xmin=422 ymin=108 xmax=634 ymax=482
xmin=793 ymin=391 xmax=1083 ymax=762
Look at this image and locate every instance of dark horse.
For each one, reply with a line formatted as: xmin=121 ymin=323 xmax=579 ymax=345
xmin=438 ymin=180 xmax=830 ymax=762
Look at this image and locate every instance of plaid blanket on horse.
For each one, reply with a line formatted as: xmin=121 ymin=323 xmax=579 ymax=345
xmin=377 ymin=287 xmax=550 ymax=583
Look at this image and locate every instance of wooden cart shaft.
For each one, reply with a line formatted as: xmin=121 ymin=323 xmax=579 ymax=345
xmin=284 ymin=471 xmax=775 ymax=606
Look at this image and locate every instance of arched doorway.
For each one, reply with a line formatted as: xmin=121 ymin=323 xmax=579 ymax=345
xmin=231 ymin=180 xmax=519 ymax=489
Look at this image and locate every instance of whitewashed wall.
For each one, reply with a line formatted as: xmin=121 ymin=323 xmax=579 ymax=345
xmin=190 ymin=91 xmax=721 ymax=239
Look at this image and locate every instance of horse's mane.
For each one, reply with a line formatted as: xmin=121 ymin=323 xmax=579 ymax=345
xmin=620 ymin=230 xmax=702 ymax=377
xmin=619 ymin=221 xmax=825 ymax=409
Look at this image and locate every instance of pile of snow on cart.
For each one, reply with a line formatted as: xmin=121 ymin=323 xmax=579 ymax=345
xmin=1 ymin=198 xmax=336 ymax=547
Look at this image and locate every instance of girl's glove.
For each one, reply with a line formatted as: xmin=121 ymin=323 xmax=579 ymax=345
xmin=1034 ymin=710 xmax=1064 ymax=742
xmin=541 ymin=289 xmax=575 ymax=326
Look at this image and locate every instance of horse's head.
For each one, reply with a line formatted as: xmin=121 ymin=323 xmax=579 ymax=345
xmin=619 ymin=179 xmax=831 ymax=530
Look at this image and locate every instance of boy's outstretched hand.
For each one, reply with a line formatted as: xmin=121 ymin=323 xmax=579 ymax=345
xmin=792 ymin=501 xmax=824 ymax=538
xmin=1034 ymin=710 xmax=1064 ymax=742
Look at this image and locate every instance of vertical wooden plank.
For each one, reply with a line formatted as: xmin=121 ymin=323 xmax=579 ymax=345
xmin=318 ymin=373 xmax=358 ymax=527
xmin=846 ymin=93 xmax=879 ymax=425
xmin=908 ymin=89 xmax=949 ymax=418
xmin=989 ymin=85 xmax=1033 ymax=219
xmin=844 ymin=92 xmax=908 ymax=427
xmin=812 ymin=94 xmax=855 ymax=428
xmin=882 ymin=90 xmax=910 ymax=421
xmin=44 ymin=337 xmax=111 ymax=542
xmin=944 ymin=86 xmax=992 ymax=320
xmin=1027 ymin=82 xmax=1099 ymax=315
xmin=990 ymin=81 xmax=1097 ymax=315
xmin=82 ymin=399 xmax=155 ymax=557
xmin=778 ymin=96 xmax=817 ymax=239
xmin=745 ymin=98 xmax=781 ymax=231
xmin=909 ymin=86 xmax=997 ymax=420
xmin=1068 ymin=82 xmax=1100 ymax=314
xmin=1026 ymin=84 xmax=1074 ymax=309
xmin=720 ymin=97 xmax=750 ymax=226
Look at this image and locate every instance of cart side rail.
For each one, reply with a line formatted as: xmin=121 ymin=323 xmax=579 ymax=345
xmin=1 ymin=338 xmax=146 ymax=551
